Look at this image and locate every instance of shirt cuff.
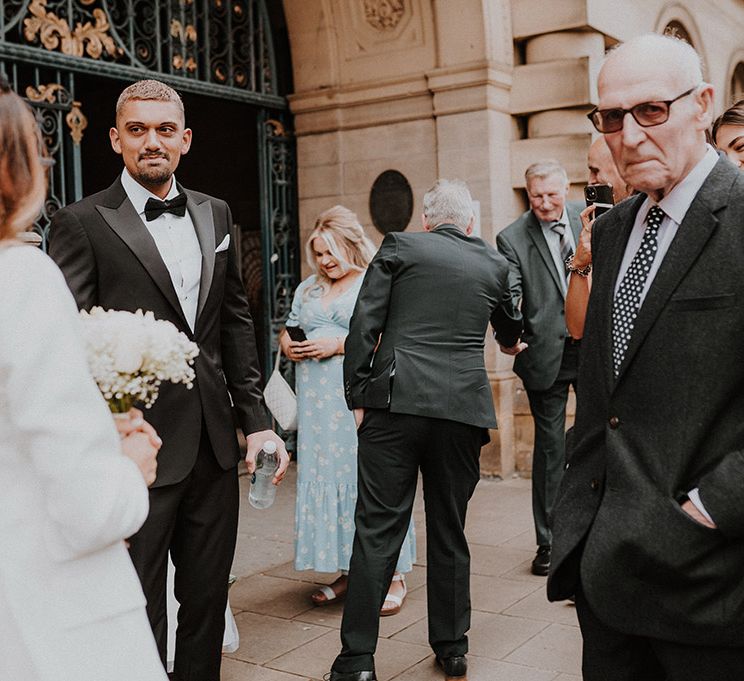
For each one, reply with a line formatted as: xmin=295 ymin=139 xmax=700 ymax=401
xmin=687 ymin=488 xmax=715 ymax=524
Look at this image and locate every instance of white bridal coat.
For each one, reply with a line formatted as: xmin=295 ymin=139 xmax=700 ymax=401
xmin=0 ymin=246 xmax=166 ymax=681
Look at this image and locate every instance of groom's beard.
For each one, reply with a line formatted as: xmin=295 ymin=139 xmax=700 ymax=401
xmin=134 ymin=153 xmax=174 ymax=187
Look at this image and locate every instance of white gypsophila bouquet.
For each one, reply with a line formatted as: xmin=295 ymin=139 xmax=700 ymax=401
xmin=79 ymin=307 xmax=200 ymax=413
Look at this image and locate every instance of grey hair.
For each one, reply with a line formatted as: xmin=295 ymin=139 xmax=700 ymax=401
xmin=524 ymin=160 xmax=568 ymax=186
xmin=602 ymin=33 xmax=704 ymax=87
xmin=422 ymin=179 xmax=474 ymax=231
xmin=116 ymin=79 xmax=184 ymax=123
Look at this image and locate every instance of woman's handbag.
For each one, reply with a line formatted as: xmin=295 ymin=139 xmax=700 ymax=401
xmin=263 ymin=347 xmax=298 ymax=431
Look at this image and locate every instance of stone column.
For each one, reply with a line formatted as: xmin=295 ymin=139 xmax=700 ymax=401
xmin=426 ymin=0 xmax=521 ymax=476
xmin=507 ymin=6 xmax=607 ymax=475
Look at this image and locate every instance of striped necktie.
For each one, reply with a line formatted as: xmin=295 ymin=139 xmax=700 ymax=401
xmin=550 ymin=221 xmax=573 ymax=277
xmin=611 ymin=205 xmax=665 ymax=377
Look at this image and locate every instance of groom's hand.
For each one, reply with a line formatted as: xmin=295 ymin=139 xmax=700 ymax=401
xmin=245 ymin=430 xmax=290 ymax=486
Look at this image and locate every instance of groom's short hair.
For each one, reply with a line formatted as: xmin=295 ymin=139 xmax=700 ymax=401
xmin=116 ymin=79 xmax=184 ymax=125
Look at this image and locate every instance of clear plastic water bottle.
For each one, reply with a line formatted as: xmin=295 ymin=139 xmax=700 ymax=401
xmin=248 ymin=440 xmax=279 ymax=509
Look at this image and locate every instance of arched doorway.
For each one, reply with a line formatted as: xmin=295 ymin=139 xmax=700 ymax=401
xmin=0 ymin=0 xmax=299 ymax=375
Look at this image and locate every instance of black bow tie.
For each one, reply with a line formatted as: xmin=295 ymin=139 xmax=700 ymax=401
xmin=144 ymin=193 xmax=187 ymax=221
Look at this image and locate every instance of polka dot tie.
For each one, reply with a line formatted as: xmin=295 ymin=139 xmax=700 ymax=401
xmin=611 ymin=205 xmax=665 ymax=377
xmin=551 ymin=221 xmax=573 ymax=278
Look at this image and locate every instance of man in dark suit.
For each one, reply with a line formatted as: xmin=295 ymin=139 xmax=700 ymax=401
xmin=49 ymin=79 xmax=288 ymax=681
xmin=328 ymin=179 xmax=524 ymax=681
xmin=496 ymin=160 xmax=584 ymax=576
xmin=548 ymin=34 xmax=744 ymax=680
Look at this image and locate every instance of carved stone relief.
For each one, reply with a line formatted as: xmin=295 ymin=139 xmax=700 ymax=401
xmin=363 ymin=0 xmax=405 ymax=32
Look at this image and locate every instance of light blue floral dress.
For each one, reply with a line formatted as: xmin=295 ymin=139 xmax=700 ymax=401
xmin=288 ymin=274 xmax=416 ymax=573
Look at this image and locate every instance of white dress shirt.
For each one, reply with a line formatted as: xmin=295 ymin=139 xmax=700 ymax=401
xmin=121 ymin=169 xmax=202 ymax=331
xmin=612 ymin=145 xmax=719 ymax=523
xmin=540 ymin=208 xmax=575 ymax=296
xmin=613 ymin=145 xmax=719 ymax=302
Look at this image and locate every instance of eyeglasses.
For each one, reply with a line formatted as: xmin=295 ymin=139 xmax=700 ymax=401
xmin=587 ymin=86 xmax=699 ymax=133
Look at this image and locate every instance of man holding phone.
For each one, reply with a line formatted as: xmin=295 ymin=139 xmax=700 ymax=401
xmin=496 ymin=160 xmax=584 ymax=577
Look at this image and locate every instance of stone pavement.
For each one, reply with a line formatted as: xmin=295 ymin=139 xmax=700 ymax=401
xmin=223 ymin=466 xmax=582 ymax=681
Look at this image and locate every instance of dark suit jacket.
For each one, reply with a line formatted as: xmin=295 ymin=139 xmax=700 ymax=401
xmin=496 ymin=201 xmax=583 ymax=391
xmin=49 ymin=177 xmax=270 ymax=487
xmin=343 ymin=225 xmax=522 ymax=429
xmin=547 ymin=158 xmax=744 ymax=646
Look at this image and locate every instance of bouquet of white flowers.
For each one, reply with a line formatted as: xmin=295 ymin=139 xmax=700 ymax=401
xmin=79 ymin=307 xmax=200 ymax=413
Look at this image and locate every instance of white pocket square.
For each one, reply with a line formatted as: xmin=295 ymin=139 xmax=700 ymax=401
xmin=215 ymin=234 xmax=230 ymax=253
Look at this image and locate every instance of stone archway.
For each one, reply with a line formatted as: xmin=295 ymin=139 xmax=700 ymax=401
xmin=280 ymin=0 xmax=520 ymax=474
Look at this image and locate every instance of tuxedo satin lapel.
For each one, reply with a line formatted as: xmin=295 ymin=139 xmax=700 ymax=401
xmin=597 ymin=196 xmax=643 ymax=392
xmin=96 ymin=196 xmax=189 ymax=328
xmin=189 ymin=195 xmax=216 ymax=322
xmin=614 ymin=163 xmax=734 ymax=386
xmin=526 ymin=215 xmax=564 ymax=297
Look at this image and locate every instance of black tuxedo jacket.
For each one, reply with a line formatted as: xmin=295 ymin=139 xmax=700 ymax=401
xmin=548 ymin=158 xmax=744 ymax=646
xmin=49 ymin=177 xmax=270 ymax=487
xmin=496 ymin=201 xmax=583 ymax=391
xmin=343 ymin=225 xmax=522 ymax=429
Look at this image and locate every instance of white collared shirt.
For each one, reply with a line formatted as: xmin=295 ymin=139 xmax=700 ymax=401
xmin=121 ymin=169 xmax=202 ymax=331
xmin=613 ymin=145 xmax=719 ymax=303
xmin=612 ymin=145 xmax=719 ymax=523
xmin=539 ymin=208 xmax=575 ymax=296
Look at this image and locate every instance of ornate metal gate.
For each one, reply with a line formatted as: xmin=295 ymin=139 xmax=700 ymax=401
xmin=0 ymin=0 xmax=299 ymax=371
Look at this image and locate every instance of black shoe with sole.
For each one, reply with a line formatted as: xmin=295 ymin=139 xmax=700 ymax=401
xmin=436 ymin=655 xmax=468 ymax=679
xmin=531 ymin=545 xmax=551 ymax=576
xmin=326 ymin=671 xmax=377 ymax=681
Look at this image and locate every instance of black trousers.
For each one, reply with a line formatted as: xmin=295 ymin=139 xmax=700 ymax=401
xmin=576 ymin=588 xmax=744 ymax=681
xmin=525 ymin=340 xmax=579 ymax=547
xmin=128 ymin=423 xmax=239 ymax=681
xmin=332 ymin=409 xmax=484 ymax=673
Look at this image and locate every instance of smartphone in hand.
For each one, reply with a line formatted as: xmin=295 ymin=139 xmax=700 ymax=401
xmin=584 ymin=183 xmax=614 ymax=217
xmin=286 ymin=326 xmax=308 ymax=343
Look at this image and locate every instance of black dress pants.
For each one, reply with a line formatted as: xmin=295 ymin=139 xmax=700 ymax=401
xmin=128 ymin=423 xmax=239 ymax=681
xmin=575 ymin=588 xmax=744 ymax=681
xmin=332 ymin=409 xmax=484 ymax=674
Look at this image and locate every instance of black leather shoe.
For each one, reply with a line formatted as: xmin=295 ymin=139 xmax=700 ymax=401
xmin=531 ymin=545 xmax=551 ymax=576
xmin=326 ymin=671 xmax=377 ymax=681
xmin=436 ymin=655 xmax=468 ymax=679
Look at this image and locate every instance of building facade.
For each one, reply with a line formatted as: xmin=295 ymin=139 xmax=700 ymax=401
xmin=6 ymin=0 xmax=744 ymax=474
xmin=283 ymin=0 xmax=744 ymax=475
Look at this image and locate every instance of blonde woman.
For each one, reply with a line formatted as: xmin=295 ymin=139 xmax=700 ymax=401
xmin=280 ymin=206 xmax=416 ymax=615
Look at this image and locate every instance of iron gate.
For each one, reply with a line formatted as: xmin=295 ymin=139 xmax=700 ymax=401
xmin=0 ymin=0 xmax=299 ymax=378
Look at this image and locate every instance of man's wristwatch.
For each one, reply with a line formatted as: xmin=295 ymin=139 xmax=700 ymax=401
xmin=565 ymin=254 xmax=592 ymax=277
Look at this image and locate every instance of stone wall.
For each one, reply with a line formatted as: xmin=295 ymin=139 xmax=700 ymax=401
xmin=282 ymin=0 xmax=744 ymax=478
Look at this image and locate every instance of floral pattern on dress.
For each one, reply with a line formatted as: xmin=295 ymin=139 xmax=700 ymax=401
xmin=289 ymin=275 xmax=416 ymax=573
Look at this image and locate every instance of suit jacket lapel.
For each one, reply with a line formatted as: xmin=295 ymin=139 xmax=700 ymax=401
xmin=185 ymin=191 xmax=216 ymax=323
xmin=95 ymin=179 xmax=190 ymax=330
xmin=614 ymin=159 xmax=736 ymax=386
xmin=526 ymin=213 xmax=565 ymax=297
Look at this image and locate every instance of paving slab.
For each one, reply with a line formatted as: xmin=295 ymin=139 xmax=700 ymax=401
xmin=505 ymin=623 xmax=583 ymax=676
xmin=390 ymin=654 xmax=557 ymax=681
xmin=267 ymin=629 xmax=431 ymax=681
xmin=219 ymin=467 xmax=581 ymax=680
xmin=503 ymin=588 xmax=579 ymax=626
xmin=226 ymin=612 xmax=328 ymax=666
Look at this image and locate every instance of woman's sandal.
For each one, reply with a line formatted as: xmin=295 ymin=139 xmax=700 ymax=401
xmin=380 ymin=573 xmax=407 ymax=617
xmin=311 ymin=576 xmax=348 ymax=607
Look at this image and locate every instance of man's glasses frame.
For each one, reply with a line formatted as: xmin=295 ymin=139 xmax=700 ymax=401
xmin=587 ymin=86 xmax=700 ymax=134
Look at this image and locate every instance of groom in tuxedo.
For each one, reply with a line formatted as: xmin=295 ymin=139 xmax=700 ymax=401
xmin=49 ymin=79 xmax=288 ymax=681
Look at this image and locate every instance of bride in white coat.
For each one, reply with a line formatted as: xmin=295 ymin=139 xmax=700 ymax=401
xmin=0 ymin=81 xmax=167 ymax=681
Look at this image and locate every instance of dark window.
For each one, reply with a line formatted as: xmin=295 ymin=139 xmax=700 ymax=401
xmin=369 ymin=170 xmax=413 ymax=235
